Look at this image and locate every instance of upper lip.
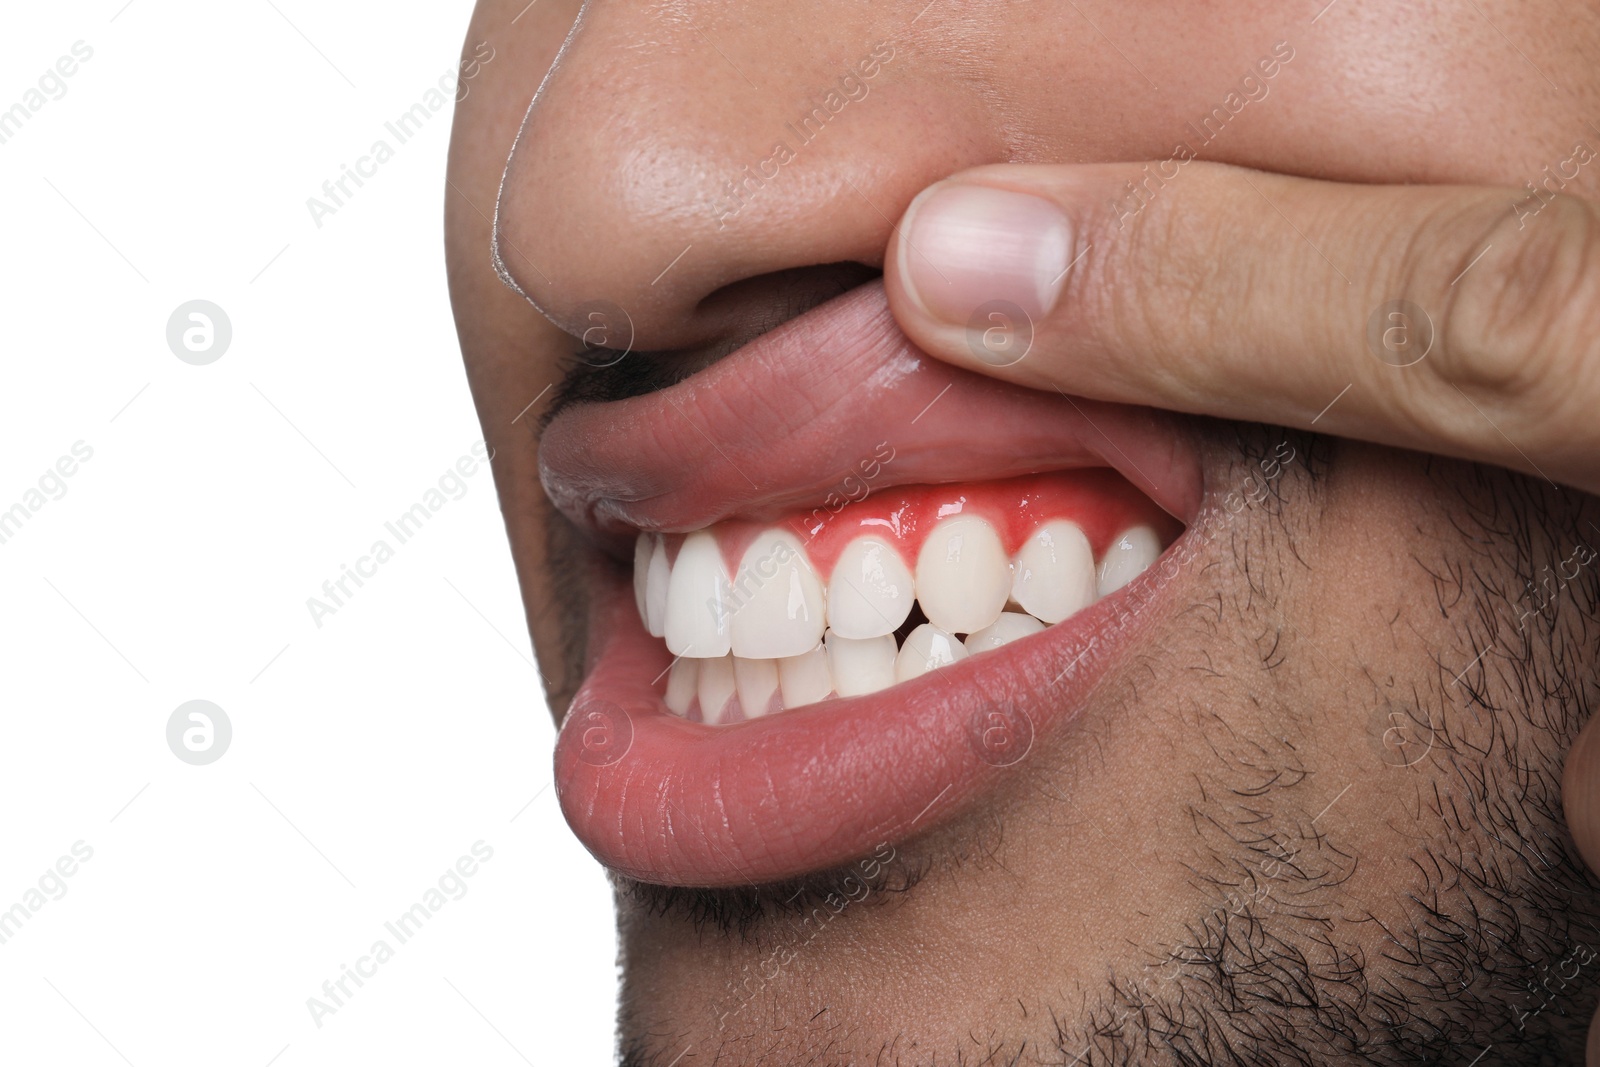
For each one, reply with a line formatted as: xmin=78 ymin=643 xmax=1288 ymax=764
xmin=539 ymin=280 xmax=1201 ymax=546
xmin=540 ymin=280 xmax=1206 ymax=887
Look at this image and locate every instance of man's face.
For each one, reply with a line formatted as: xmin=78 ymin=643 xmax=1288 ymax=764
xmin=445 ymin=1 xmax=1600 ymax=1062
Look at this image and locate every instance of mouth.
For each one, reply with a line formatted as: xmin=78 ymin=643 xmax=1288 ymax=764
xmin=540 ymin=281 xmax=1204 ymax=887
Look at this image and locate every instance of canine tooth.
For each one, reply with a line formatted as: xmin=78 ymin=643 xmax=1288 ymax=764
xmin=1011 ymin=520 xmax=1097 ymax=624
xmin=827 ymin=536 xmax=914 ymax=639
xmin=734 ymin=656 xmax=780 ymax=719
xmin=825 ymin=631 xmax=897 ymax=697
xmin=895 ymin=623 xmax=970 ymax=682
xmin=778 ymin=645 xmax=832 ymax=709
xmin=1097 ymin=525 xmax=1162 ymax=596
xmin=915 ymin=516 xmax=1010 ymax=634
xmin=965 ymin=611 xmax=1047 ymax=654
xmin=697 ymin=654 xmax=736 ymax=725
xmin=633 ymin=532 xmax=651 ymax=624
xmin=645 ymin=535 xmax=670 ymax=638
xmin=665 ymin=531 xmax=732 ymax=657
xmin=729 ymin=530 xmax=826 ymax=659
xmin=665 ymin=656 xmax=699 ymax=716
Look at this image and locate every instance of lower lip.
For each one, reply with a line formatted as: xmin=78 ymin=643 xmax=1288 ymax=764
xmin=551 ymin=528 xmax=1186 ymax=887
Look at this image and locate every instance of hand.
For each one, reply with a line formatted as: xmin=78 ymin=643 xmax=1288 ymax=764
xmin=883 ymin=159 xmax=1600 ymax=1060
xmin=1569 ymin=719 xmax=1600 ymax=1065
xmin=883 ymin=160 xmax=1600 ymax=495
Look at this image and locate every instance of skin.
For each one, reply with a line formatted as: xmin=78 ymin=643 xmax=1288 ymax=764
xmin=445 ymin=0 xmax=1600 ymax=1062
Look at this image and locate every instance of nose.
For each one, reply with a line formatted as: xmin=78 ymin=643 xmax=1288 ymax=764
xmin=494 ymin=1 xmax=1002 ymax=349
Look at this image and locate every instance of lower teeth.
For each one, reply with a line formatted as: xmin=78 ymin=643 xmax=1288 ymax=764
xmin=666 ymin=610 xmax=1051 ymax=724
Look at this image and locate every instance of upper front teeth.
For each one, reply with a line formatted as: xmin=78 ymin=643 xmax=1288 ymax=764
xmin=664 ymin=530 xmax=734 ymax=657
xmin=1011 ymin=519 xmax=1097 ymax=624
xmin=914 ymin=517 xmax=1011 ymax=634
xmin=638 ymin=518 xmax=1164 ymax=723
xmin=729 ymin=530 xmax=826 ymax=659
xmin=632 ymin=534 xmax=652 ymax=626
xmin=826 ymin=536 xmax=914 ymax=639
xmin=643 ymin=535 xmax=670 ymax=637
xmin=1096 ymin=525 xmax=1163 ymax=597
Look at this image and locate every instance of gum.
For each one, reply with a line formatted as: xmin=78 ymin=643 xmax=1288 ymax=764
xmin=659 ymin=469 xmax=1181 ymax=578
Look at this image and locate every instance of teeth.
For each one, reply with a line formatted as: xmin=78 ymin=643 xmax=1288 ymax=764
xmin=965 ymin=611 xmax=1046 ymax=654
xmin=633 ymin=533 xmax=652 ymax=623
xmin=665 ymin=531 xmax=732 ymax=657
xmin=827 ymin=536 xmax=914 ymax=639
xmin=1011 ymin=520 xmax=1097 ymax=624
xmin=778 ymin=645 xmax=832 ymax=708
xmin=697 ymin=654 xmax=736 ymax=725
xmin=664 ymin=656 xmax=699 ymax=716
xmin=895 ymin=623 xmax=969 ymax=682
xmin=734 ymin=656 xmax=780 ymax=719
xmin=1097 ymin=525 xmax=1162 ymax=597
xmin=826 ymin=631 xmax=897 ymax=697
xmin=729 ymin=530 xmax=826 ymax=659
xmin=640 ymin=508 xmax=1169 ymax=722
xmin=915 ymin=516 xmax=1011 ymax=634
xmin=645 ymin=535 xmax=670 ymax=638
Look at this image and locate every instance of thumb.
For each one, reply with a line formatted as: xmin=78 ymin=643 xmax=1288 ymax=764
xmin=1564 ymin=711 xmax=1600 ymax=1063
xmin=884 ymin=160 xmax=1600 ymax=494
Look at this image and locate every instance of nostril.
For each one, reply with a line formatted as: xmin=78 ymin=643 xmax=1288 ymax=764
xmin=492 ymin=0 xmax=989 ymax=351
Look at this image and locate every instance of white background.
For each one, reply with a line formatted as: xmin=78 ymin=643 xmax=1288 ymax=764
xmin=0 ymin=2 xmax=616 ymax=1064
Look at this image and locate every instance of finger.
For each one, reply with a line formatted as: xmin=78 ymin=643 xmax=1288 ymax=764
xmin=1562 ymin=712 xmax=1600 ymax=1065
xmin=884 ymin=161 xmax=1600 ymax=494
xmin=1564 ymin=710 xmax=1600 ymax=879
